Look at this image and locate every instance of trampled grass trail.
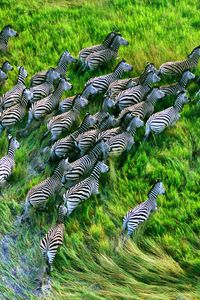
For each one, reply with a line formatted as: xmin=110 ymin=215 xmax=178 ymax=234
xmin=0 ymin=0 xmax=200 ymax=299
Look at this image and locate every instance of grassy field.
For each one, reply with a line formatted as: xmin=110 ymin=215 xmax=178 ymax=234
xmin=0 ymin=0 xmax=200 ymax=299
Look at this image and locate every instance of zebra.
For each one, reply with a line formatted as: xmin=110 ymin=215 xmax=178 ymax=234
xmin=0 ymin=135 xmax=20 ymax=186
xmin=21 ymin=159 xmax=71 ymax=221
xmin=46 ymin=94 xmax=88 ymax=141
xmin=160 ymin=70 xmax=195 ymax=96
xmin=59 ymin=83 xmax=97 ymax=113
xmin=61 ymin=140 xmax=110 ymax=187
xmin=73 ymin=114 xmax=117 ymax=156
xmin=122 ymin=181 xmax=165 ymax=237
xmin=50 ymin=113 xmax=98 ymax=160
xmin=114 ymin=71 xmax=161 ymax=111
xmin=63 ymin=161 xmax=109 ymax=216
xmin=0 ymin=89 xmax=33 ymax=133
xmin=26 ymin=78 xmax=72 ymax=129
xmin=92 ymin=97 xmax=116 ymax=128
xmin=40 ymin=205 xmax=67 ymax=274
xmin=85 ymin=60 xmax=133 ymax=95
xmin=107 ymin=116 xmax=144 ymax=156
xmin=159 ymin=45 xmax=200 ymax=76
xmin=79 ymin=32 xmax=117 ymax=63
xmin=144 ymin=91 xmax=189 ymax=140
xmin=30 ymin=50 xmax=76 ymax=87
xmin=0 ymin=61 xmax=13 ymax=86
xmin=85 ymin=34 xmax=129 ymax=71
xmin=117 ymin=88 xmax=165 ymax=123
xmin=30 ymin=68 xmax=60 ymax=103
xmin=0 ymin=66 xmax=28 ymax=111
xmin=106 ymin=62 xmax=158 ymax=98
xmin=0 ymin=25 xmax=18 ymax=52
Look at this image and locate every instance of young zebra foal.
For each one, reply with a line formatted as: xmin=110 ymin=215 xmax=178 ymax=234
xmin=122 ymin=181 xmax=165 ymax=237
xmin=0 ymin=135 xmax=20 ymax=186
xmin=159 ymin=45 xmax=200 ymax=76
xmin=0 ymin=66 xmax=28 ymax=111
xmin=30 ymin=50 xmax=76 ymax=87
xmin=21 ymin=159 xmax=71 ymax=221
xmin=85 ymin=34 xmax=129 ymax=71
xmin=144 ymin=91 xmax=189 ymax=140
xmin=63 ymin=161 xmax=109 ymax=216
xmin=79 ymin=31 xmax=116 ymax=63
xmin=0 ymin=25 xmax=18 ymax=53
xmin=47 ymin=94 xmax=88 ymax=141
xmin=107 ymin=116 xmax=144 ymax=156
xmin=50 ymin=113 xmax=98 ymax=160
xmin=160 ymin=70 xmax=195 ymax=96
xmin=0 ymin=89 xmax=33 ymax=133
xmin=30 ymin=68 xmax=60 ymax=103
xmin=40 ymin=205 xmax=67 ymax=274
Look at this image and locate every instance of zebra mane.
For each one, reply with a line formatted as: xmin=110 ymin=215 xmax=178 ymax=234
xmin=147 ymin=179 xmax=160 ymax=197
xmin=103 ymin=31 xmax=117 ymax=43
xmin=188 ymin=45 xmax=200 ymax=58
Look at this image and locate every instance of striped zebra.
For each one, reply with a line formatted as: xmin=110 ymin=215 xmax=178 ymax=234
xmin=79 ymin=32 xmax=117 ymax=63
xmin=0 ymin=89 xmax=33 ymax=133
xmin=26 ymin=78 xmax=72 ymax=129
xmin=0 ymin=25 xmax=18 ymax=52
xmin=0 ymin=66 xmax=28 ymax=111
xmin=114 ymin=71 xmax=161 ymax=111
xmin=30 ymin=68 xmax=60 ymax=103
xmin=0 ymin=135 xmax=20 ymax=186
xmin=59 ymin=83 xmax=97 ymax=113
xmin=73 ymin=114 xmax=117 ymax=156
xmin=0 ymin=61 xmax=13 ymax=86
xmin=106 ymin=62 xmax=158 ymax=98
xmin=30 ymin=50 xmax=76 ymax=87
xmin=47 ymin=94 xmax=88 ymax=141
xmin=122 ymin=181 xmax=165 ymax=237
xmin=160 ymin=70 xmax=195 ymax=96
xmin=63 ymin=161 xmax=109 ymax=216
xmin=21 ymin=159 xmax=71 ymax=221
xmin=85 ymin=34 xmax=129 ymax=71
xmin=61 ymin=140 xmax=110 ymax=187
xmin=159 ymin=45 xmax=200 ymax=76
xmin=86 ymin=60 xmax=133 ymax=95
xmin=40 ymin=205 xmax=67 ymax=274
xmin=144 ymin=91 xmax=189 ymax=140
xmin=117 ymin=88 xmax=165 ymax=123
xmin=92 ymin=97 xmax=116 ymax=129
xmin=107 ymin=116 xmax=144 ymax=156
xmin=50 ymin=113 xmax=97 ymax=160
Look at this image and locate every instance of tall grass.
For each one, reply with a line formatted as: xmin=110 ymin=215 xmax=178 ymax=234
xmin=0 ymin=0 xmax=200 ymax=299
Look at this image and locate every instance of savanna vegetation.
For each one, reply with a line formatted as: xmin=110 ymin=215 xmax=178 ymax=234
xmin=0 ymin=0 xmax=200 ymax=299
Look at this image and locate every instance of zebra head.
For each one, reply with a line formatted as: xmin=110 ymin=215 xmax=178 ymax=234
xmin=146 ymin=71 xmax=161 ymax=84
xmin=22 ymin=89 xmax=34 ymax=103
xmin=127 ymin=78 xmax=138 ymax=88
xmin=73 ymin=94 xmax=88 ymax=110
xmin=116 ymin=60 xmax=133 ymax=72
xmin=152 ymin=181 xmax=166 ymax=195
xmin=46 ymin=68 xmax=60 ymax=83
xmin=62 ymin=50 xmax=77 ymax=63
xmin=181 ymin=70 xmax=195 ymax=82
xmin=2 ymin=61 xmax=13 ymax=72
xmin=82 ymin=112 xmax=98 ymax=128
xmin=117 ymin=35 xmax=129 ymax=46
xmin=96 ymin=161 xmax=109 ymax=173
xmin=127 ymin=116 xmax=144 ymax=131
xmin=102 ymin=97 xmax=116 ymax=111
xmin=8 ymin=135 xmax=20 ymax=149
xmin=83 ymin=83 xmax=98 ymax=97
xmin=147 ymin=88 xmax=165 ymax=102
xmin=175 ymin=91 xmax=190 ymax=105
xmin=62 ymin=158 xmax=73 ymax=172
xmin=188 ymin=45 xmax=200 ymax=58
xmin=0 ymin=69 xmax=7 ymax=80
xmin=2 ymin=25 xmax=18 ymax=38
xmin=60 ymin=78 xmax=73 ymax=91
xmin=17 ymin=66 xmax=28 ymax=78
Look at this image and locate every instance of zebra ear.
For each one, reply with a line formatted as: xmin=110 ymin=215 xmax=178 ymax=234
xmin=8 ymin=134 xmax=12 ymax=140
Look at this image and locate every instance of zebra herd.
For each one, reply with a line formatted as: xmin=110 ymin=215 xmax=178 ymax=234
xmin=0 ymin=26 xmax=200 ymax=280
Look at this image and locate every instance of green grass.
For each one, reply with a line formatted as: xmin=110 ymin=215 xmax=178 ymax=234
xmin=0 ymin=0 xmax=200 ymax=299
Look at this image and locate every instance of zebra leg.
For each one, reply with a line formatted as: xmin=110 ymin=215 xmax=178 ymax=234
xmin=143 ymin=123 xmax=151 ymax=141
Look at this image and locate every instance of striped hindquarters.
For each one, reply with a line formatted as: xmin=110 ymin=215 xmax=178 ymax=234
xmin=86 ymin=49 xmax=116 ymax=71
xmin=146 ymin=107 xmax=175 ymax=134
xmin=30 ymin=71 xmax=47 ymax=87
xmin=159 ymin=59 xmax=191 ymax=76
xmin=108 ymin=133 xmax=131 ymax=155
xmin=116 ymin=86 xmax=144 ymax=111
xmin=0 ymin=156 xmax=14 ymax=184
xmin=40 ymin=223 xmax=64 ymax=265
xmin=1 ymin=104 xmax=26 ymax=128
xmin=51 ymin=136 xmax=75 ymax=159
